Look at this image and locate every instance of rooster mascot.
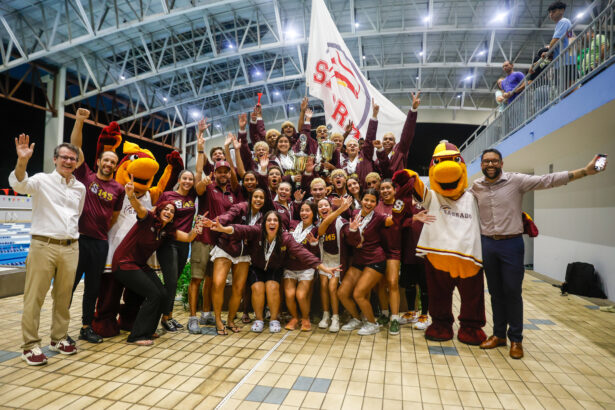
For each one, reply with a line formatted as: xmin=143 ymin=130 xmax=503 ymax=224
xmin=91 ymin=122 xmax=183 ymax=337
xmin=392 ymin=140 xmax=486 ymax=345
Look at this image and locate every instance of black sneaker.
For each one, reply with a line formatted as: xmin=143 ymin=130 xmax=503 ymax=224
xmin=161 ymin=319 xmax=178 ymax=332
xmin=169 ymin=318 xmax=183 ymax=329
xmin=79 ymin=327 xmax=103 ymax=344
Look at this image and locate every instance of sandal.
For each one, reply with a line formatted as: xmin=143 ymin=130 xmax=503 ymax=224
xmin=129 ymin=339 xmax=154 ymax=346
xmin=241 ymin=313 xmax=252 ymax=324
xmin=269 ymin=320 xmax=281 ymax=333
xmin=226 ymin=324 xmax=240 ymax=334
xmin=251 ymin=320 xmax=265 ymax=333
xmin=285 ymin=318 xmax=299 ymax=330
xmin=216 ymin=327 xmax=228 ymax=336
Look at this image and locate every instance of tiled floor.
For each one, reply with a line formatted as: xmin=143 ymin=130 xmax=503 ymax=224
xmin=1 ymin=270 xmax=615 ymax=409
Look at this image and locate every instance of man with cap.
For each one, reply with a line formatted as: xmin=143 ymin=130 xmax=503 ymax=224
xmin=188 ymin=155 xmax=239 ymax=333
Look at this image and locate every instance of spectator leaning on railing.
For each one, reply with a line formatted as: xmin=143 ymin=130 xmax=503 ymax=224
xmin=500 ymin=61 xmax=525 ymax=103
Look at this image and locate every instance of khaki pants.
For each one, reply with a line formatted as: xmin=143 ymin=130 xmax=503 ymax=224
xmin=21 ymin=239 xmax=79 ymax=350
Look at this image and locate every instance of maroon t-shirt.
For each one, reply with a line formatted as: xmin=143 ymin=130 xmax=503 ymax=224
xmin=157 ymin=189 xmax=197 ymax=233
xmin=112 ymin=211 xmax=176 ymax=272
xmin=196 ymin=183 xmax=240 ymax=245
xmin=74 ymin=162 xmax=125 ymax=241
xmin=375 ymin=201 xmax=401 ymax=260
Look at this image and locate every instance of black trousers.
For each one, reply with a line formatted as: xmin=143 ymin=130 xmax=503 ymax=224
xmin=157 ymin=240 xmax=190 ymax=315
xmin=401 ymin=262 xmax=428 ymax=315
xmin=481 ymin=235 xmax=525 ymax=342
xmin=114 ymin=268 xmax=165 ymax=342
xmin=72 ymin=236 xmax=109 ymax=326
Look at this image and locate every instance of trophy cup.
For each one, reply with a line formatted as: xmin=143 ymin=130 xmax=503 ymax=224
xmin=293 ymin=152 xmax=308 ymax=188
xmin=319 ymin=136 xmax=337 ymax=176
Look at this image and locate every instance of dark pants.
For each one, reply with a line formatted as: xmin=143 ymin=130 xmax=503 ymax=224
xmin=481 ymin=235 xmax=525 ymax=342
xmin=114 ymin=268 xmax=165 ymax=342
xmin=157 ymin=240 xmax=190 ymax=315
xmin=401 ymin=262 xmax=428 ymax=314
xmin=72 ymin=236 xmax=109 ymax=326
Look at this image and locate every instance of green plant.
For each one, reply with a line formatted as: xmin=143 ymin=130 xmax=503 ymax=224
xmin=177 ymin=262 xmax=191 ymax=309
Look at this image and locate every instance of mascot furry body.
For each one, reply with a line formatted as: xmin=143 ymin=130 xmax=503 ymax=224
xmin=91 ymin=122 xmax=183 ymax=337
xmin=393 ymin=141 xmax=486 ymax=345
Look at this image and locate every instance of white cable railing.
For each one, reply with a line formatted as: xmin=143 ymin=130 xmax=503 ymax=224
xmin=460 ymin=2 xmax=615 ymax=164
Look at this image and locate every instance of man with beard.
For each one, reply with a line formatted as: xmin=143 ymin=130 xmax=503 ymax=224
xmin=189 ymin=157 xmax=239 ymax=333
xmin=470 ymin=148 xmax=607 ymax=359
xmin=69 ymin=108 xmax=125 ymax=344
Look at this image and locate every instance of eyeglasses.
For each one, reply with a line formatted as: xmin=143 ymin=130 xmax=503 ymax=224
xmin=57 ymin=155 xmax=78 ymax=162
xmin=481 ymin=159 xmax=501 ymax=165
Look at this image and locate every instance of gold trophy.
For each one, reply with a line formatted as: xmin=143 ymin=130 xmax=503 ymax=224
xmin=319 ymin=136 xmax=337 ymax=176
xmin=293 ymin=152 xmax=308 ymax=188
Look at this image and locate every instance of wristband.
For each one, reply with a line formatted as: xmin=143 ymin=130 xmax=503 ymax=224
xmin=198 ymin=150 xmax=204 ymax=154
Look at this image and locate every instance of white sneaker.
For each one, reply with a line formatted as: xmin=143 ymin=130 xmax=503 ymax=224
xmin=413 ymin=315 xmax=431 ymax=330
xmin=318 ymin=312 xmax=330 ymax=329
xmin=357 ymin=321 xmax=380 ymax=336
xmin=341 ymin=318 xmax=362 ymax=331
xmin=399 ymin=311 xmax=418 ymax=325
xmin=329 ymin=316 xmax=340 ymax=333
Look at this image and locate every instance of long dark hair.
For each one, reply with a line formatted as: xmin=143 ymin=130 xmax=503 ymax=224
xmin=153 ymin=200 xmax=176 ymax=231
xmin=248 ymin=187 xmax=274 ymax=222
xmin=241 ymin=170 xmax=258 ymax=197
xmin=299 ymin=200 xmax=318 ymax=226
xmin=260 ymin=210 xmax=284 ymax=246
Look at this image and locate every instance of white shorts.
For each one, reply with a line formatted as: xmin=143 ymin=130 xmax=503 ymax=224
xmin=319 ymin=251 xmax=340 ymax=279
xmin=210 ymin=246 xmax=251 ymax=265
xmin=283 ymin=268 xmax=315 ymax=282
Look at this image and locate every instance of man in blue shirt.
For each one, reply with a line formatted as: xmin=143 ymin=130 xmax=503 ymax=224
xmin=543 ymin=1 xmax=572 ymax=60
xmin=501 ymin=61 xmax=525 ymax=103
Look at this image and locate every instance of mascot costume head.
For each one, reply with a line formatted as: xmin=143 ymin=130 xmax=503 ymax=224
xmin=392 ymin=140 xmax=486 ymax=346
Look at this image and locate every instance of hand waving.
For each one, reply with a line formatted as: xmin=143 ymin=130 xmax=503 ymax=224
xmin=15 ymin=134 xmax=35 ymax=161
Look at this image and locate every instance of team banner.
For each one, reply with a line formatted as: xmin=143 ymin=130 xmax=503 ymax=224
xmin=306 ymin=0 xmax=407 ymax=139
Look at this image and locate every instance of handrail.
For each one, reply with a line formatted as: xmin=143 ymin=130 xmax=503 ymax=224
xmin=459 ymin=2 xmax=615 ymax=164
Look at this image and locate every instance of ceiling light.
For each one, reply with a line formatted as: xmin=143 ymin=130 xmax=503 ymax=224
xmin=253 ymin=69 xmax=261 ymax=77
xmin=227 ymin=41 xmax=235 ymax=49
xmin=274 ymin=90 xmax=280 ymax=96
xmin=416 ymin=76 xmax=419 ymax=79
xmin=362 ymin=56 xmax=366 ymax=60
xmin=419 ymin=51 xmax=424 ymax=56
xmin=478 ymin=50 xmax=486 ymax=56
xmin=289 ymin=106 xmax=294 ymax=111
xmin=464 ymin=75 xmax=473 ymax=81
xmin=285 ymin=27 xmax=299 ymax=39
xmin=215 ymin=123 xmax=221 ymax=128
xmin=120 ymin=75 xmax=126 ymax=80
xmin=190 ymin=110 xmax=200 ymax=119
xmin=576 ymin=11 xmax=585 ymax=19
xmin=457 ymin=94 xmax=462 ymax=98
xmin=355 ymin=22 xmax=359 ymax=28
xmin=163 ymin=97 xmax=168 ymax=102
xmin=423 ymin=15 xmax=431 ymax=23
xmin=491 ymin=11 xmax=508 ymax=23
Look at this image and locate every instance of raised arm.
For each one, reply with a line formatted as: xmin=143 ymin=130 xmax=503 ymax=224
xmin=195 ymin=119 xmax=210 ymax=195
xmin=12 ymin=134 xmax=35 ymax=184
xmin=396 ymin=92 xmax=420 ymax=158
xmin=70 ymin=108 xmax=90 ymax=168
xmin=224 ymin=133 xmax=239 ymax=191
xmin=175 ymin=216 xmax=204 ymax=242
xmin=232 ymin=134 xmax=246 ymax=178
xmin=125 ymin=175 xmax=148 ymax=219
xmin=318 ymin=196 xmax=352 ymax=236
xmin=298 ymin=96 xmax=308 ymax=132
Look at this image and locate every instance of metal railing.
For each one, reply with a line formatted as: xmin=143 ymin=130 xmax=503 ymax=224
xmin=460 ymin=2 xmax=615 ymax=164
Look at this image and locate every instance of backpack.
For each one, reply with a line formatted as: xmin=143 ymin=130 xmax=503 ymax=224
xmin=561 ymin=262 xmax=607 ymax=298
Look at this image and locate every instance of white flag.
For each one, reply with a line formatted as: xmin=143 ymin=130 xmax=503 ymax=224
xmin=306 ymin=0 xmax=406 ymax=140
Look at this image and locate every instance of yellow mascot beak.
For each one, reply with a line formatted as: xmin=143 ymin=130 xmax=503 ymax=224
xmin=428 ymin=140 xmax=467 ymax=199
xmin=127 ymin=158 xmax=159 ymax=192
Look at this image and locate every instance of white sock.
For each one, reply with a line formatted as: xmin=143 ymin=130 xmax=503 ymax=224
xmin=201 ymin=311 xmax=211 ymax=317
xmin=332 ymin=314 xmax=339 ymax=320
xmin=391 ymin=315 xmax=400 ymax=321
xmin=189 ymin=315 xmax=197 ymax=320
xmin=322 ymin=311 xmax=330 ymax=319
xmin=382 ymin=310 xmax=389 ymax=317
